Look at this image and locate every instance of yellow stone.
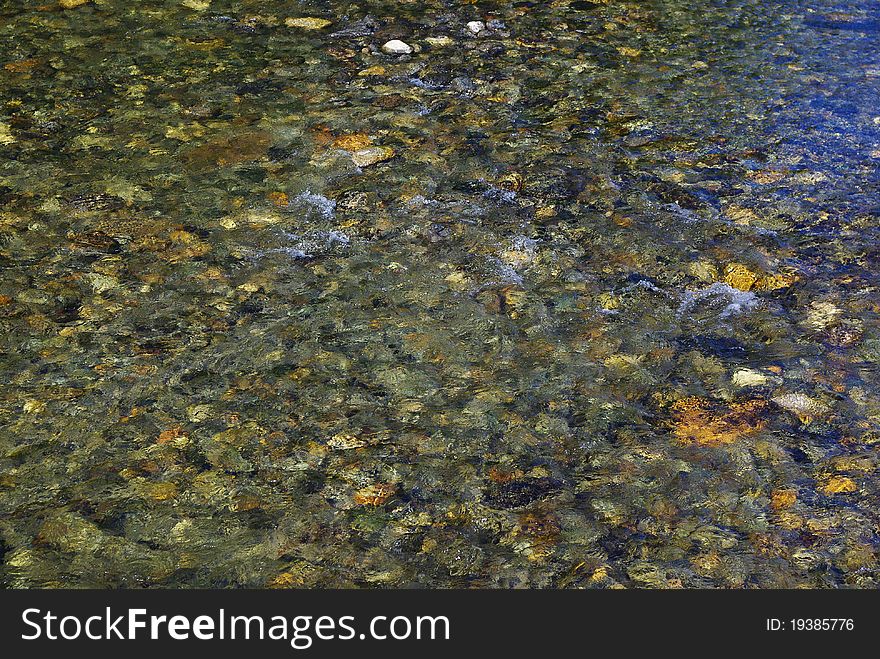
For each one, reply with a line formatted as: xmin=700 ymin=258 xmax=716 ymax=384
xmin=820 ymin=475 xmax=857 ymax=495
xmin=0 ymin=122 xmax=15 ymax=145
xmin=776 ymin=511 xmax=803 ymax=530
xmin=425 ymin=36 xmax=454 ymax=47
xmin=725 ymin=204 xmax=762 ymax=225
xmin=670 ymin=397 xmax=769 ymax=446
xmin=327 ymin=433 xmax=367 ymax=450
xmin=589 ymin=565 xmax=610 ymax=582
xmin=830 ymin=455 xmax=874 ymax=474
xmin=722 ymin=262 xmax=760 ymax=291
xmin=23 ymin=400 xmax=46 ymax=414
xmin=770 ymin=489 xmax=797 ymax=510
xmin=501 ymin=286 xmax=528 ymax=309
xmin=268 ymin=572 xmax=297 ymax=588
xmin=351 ymin=146 xmax=394 ymax=167
xmin=535 ymin=205 xmax=556 ymax=220
xmin=618 ymin=46 xmax=641 ymax=57
xmin=756 ymin=271 xmax=798 ymax=291
xmin=59 ymin=0 xmax=89 ymax=8
xmin=841 ymin=544 xmax=876 ymax=571
xmin=598 ymin=291 xmax=620 ymax=310
xmin=146 ymin=482 xmax=179 ymax=501
xmin=169 ymin=229 xmax=198 ymax=244
xmin=285 ymin=17 xmax=332 ymax=30
xmin=332 ymin=133 xmax=372 ymax=151
xmin=358 ymin=65 xmax=386 ymax=77
xmin=353 ymin=483 xmax=396 ymax=506
xmin=722 ymin=262 xmax=797 ymax=292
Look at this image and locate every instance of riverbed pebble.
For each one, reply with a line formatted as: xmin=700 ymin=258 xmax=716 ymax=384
xmin=382 ymin=39 xmax=413 ymax=55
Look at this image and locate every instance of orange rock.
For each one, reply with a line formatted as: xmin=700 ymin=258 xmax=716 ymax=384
xmin=488 ymin=466 xmax=524 ymax=483
xmin=268 ymin=191 xmax=289 ymax=207
xmin=268 ymin=572 xmax=297 ymax=588
xmin=169 ymin=229 xmax=197 ymax=244
xmin=332 ymin=133 xmax=373 ymax=151
xmin=669 ymin=397 xmax=769 ymax=446
xmin=498 ymin=172 xmax=524 ymax=193
xmin=722 ymin=262 xmax=798 ymax=292
xmin=353 ymin=483 xmax=397 ymax=506
xmin=182 ymin=130 xmax=271 ymax=169
xmin=756 ymin=271 xmax=798 ymax=291
xmin=722 ymin=263 xmax=760 ymax=291
xmin=770 ymin=489 xmax=797 ymax=510
xmin=143 ymin=481 xmax=178 ymax=501
xmin=232 ymin=494 xmax=262 ymax=511
xmin=611 ymin=212 xmax=633 ymax=227
xmin=157 ymin=426 xmax=185 ymax=444
xmin=4 ymin=59 xmax=39 ymax=73
xmin=820 ymin=475 xmax=857 ymax=495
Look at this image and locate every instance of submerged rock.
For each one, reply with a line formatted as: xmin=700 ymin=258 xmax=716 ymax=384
xmin=354 ymin=483 xmax=397 ymax=506
xmin=732 ymin=368 xmax=778 ymax=388
xmin=0 ymin=122 xmax=16 ymax=145
xmin=285 ymin=17 xmax=332 ymax=30
xmin=351 ymin=145 xmax=394 ymax=167
xmin=484 ymin=477 xmax=563 ymax=509
xmin=381 ymin=39 xmax=413 ymax=55
xmin=772 ymin=393 xmax=829 ymax=423
xmin=426 ymin=36 xmax=454 ymax=47
xmin=669 ymin=397 xmax=770 ymax=446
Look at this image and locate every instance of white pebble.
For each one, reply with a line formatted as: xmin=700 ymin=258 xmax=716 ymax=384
xmin=466 ymin=21 xmax=486 ymax=35
xmin=772 ymin=393 xmax=829 ymax=418
xmin=381 ymin=39 xmax=413 ymax=55
xmin=731 ymin=368 xmax=769 ymax=388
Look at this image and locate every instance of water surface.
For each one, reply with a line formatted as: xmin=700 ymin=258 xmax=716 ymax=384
xmin=1 ymin=0 xmax=879 ymax=587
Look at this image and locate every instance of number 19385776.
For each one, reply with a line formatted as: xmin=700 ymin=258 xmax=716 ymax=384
xmin=766 ymin=618 xmax=854 ymax=631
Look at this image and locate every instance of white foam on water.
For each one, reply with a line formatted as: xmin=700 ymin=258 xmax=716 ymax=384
xmin=510 ymin=235 xmax=538 ymax=253
xmin=322 ymin=230 xmax=350 ymax=246
xmin=677 ymin=282 xmax=759 ymax=320
xmin=404 ymin=194 xmax=438 ymax=208
xmin=265 ymin=246 xmax=309 ymax=259
xmin=293 ymin=190 xmax=336 ymax=220
xmin=623 ymin=278 xmax=670 ymax=296
xmin=489 ymin=258 xmax=524 ymax=286
xmin=664 ymin=203 xmax=778 ymax=237
xmin=483 ymin=185 xmax=518 ymax=204
xmin=261 ymin=229 xmax=351 ymax=259
xmin=662 ymin=203 xmax=706 ymax=224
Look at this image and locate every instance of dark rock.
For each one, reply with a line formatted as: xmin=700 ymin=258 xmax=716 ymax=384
xmin=484 ymin=477 xmax=563 ymax=509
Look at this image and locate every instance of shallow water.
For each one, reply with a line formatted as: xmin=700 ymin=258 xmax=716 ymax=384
xmin=1 ymin=0 xmax=879 ymax=588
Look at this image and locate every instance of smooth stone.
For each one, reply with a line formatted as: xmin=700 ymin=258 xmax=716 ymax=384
xmin=284 ymin=17 xmax=332 ymax=30
xmin=351 ymin=146 xmax=394 ymax=167
xmin=731 ymin=368 xmax=770 ymax=387
xmin=382 ymin=39 xmax=413 ymax=55
xmin=426 ymin=36 xmax=454 ymax=47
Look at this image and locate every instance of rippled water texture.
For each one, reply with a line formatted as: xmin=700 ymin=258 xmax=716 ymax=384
xmin=1 ymin=0 xmax=879 ymax=588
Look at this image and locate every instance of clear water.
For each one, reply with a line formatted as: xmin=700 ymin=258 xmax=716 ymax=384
xmin=1 ymin=0 xmax=879 ymax=587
